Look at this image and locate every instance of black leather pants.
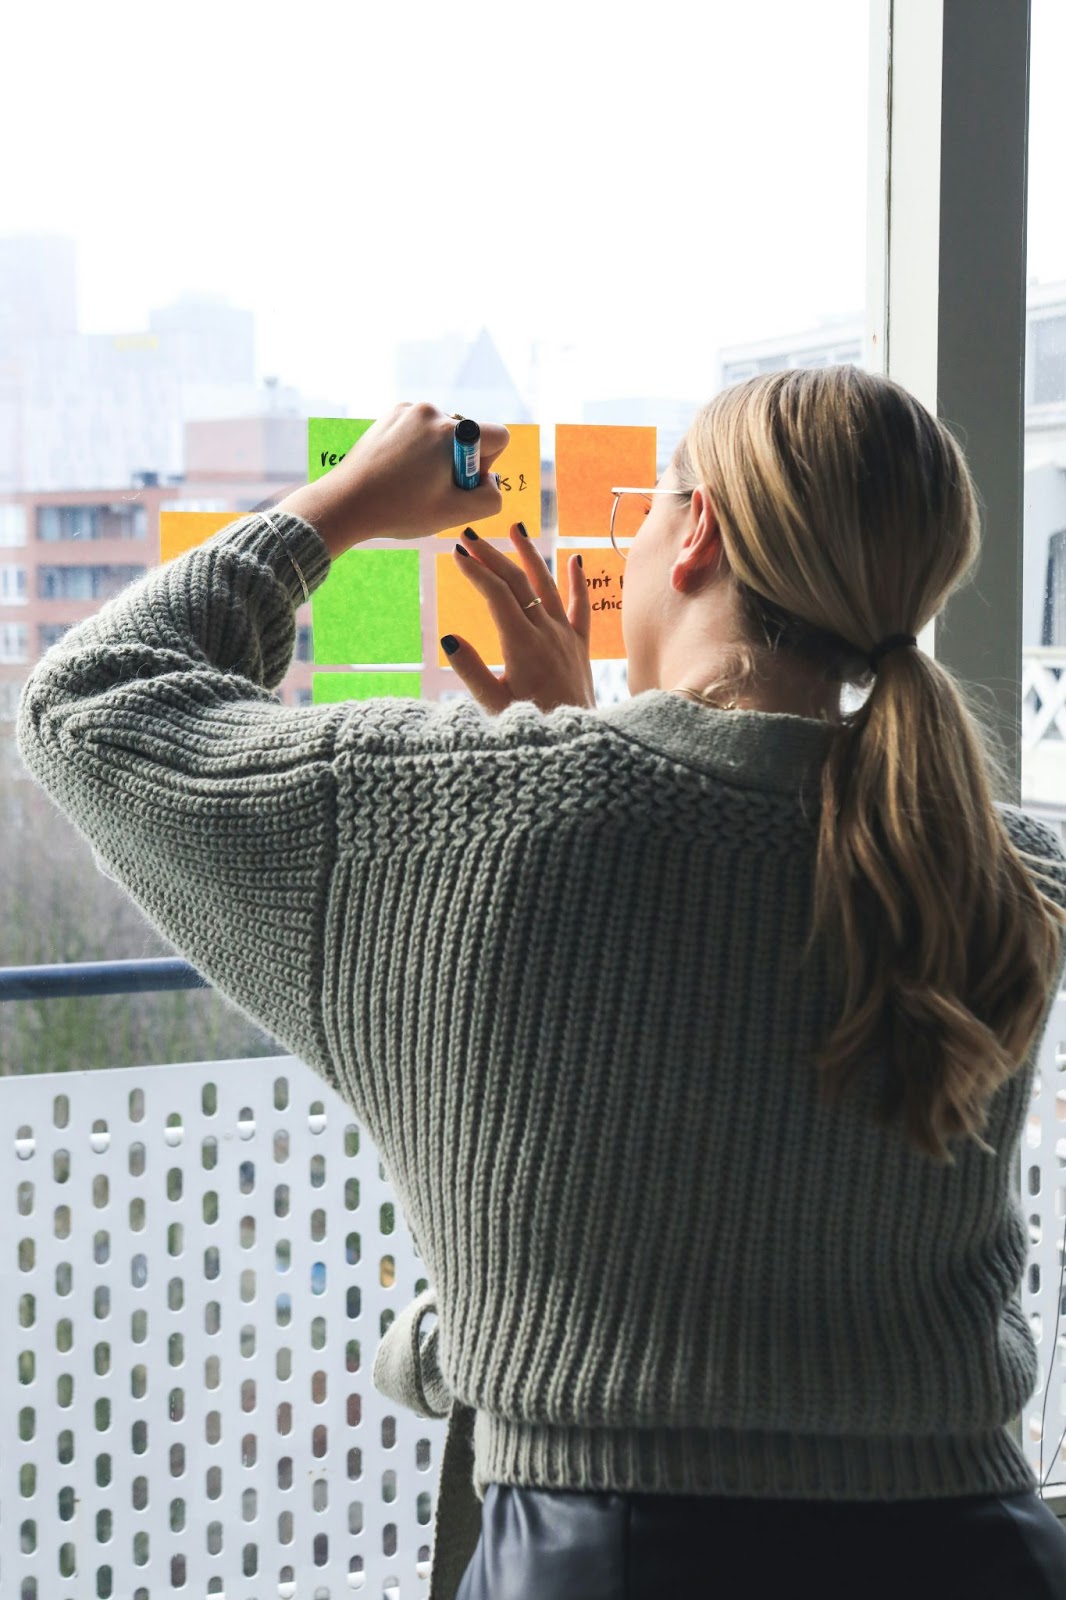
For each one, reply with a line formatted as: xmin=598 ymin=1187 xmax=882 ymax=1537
xmin=454 ymin=1482 xmax=1066 ymax=1600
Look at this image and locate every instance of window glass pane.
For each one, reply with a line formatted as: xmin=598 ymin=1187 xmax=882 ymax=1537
xmin=1 ymin=566 xmax=26 ymax=603
xmin=0 ymin=505 xmax=26 ymax=545
xmin=0 ymin=1 xmax=868 ymax=1074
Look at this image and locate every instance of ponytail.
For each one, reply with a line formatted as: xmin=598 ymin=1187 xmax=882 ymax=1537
xmin=678 ymin=366 xmax=1066 ymax=1164
xmin=807 ymin=644 xmax=1065 ymax=1163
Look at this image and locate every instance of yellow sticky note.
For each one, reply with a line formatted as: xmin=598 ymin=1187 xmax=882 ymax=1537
xmin=555 ymin=425 xmax=657 ymax=541
xmin=160 ymin=511 xmax=242 ymax=563
xmin=438 ymin=424 xmax=542 ymax=540
xmin=557 ymin=549 xmax=627 ymax=660
xmin=436 ymin=551 xmax=528 ymax=668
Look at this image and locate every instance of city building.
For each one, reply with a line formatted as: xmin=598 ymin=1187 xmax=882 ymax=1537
xmin=0 ymin=414 xmax=317 ymax=728
xmin=0 ymin=236 xmax=283 ymax=493
xmin=395 ymin=327 xmax=532 ymax=423
xmin=716 ymin=314 xmax=865 ymax=389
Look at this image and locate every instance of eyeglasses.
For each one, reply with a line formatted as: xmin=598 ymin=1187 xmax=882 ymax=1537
xmin=609 ymin=487 xmax=689 ymax=561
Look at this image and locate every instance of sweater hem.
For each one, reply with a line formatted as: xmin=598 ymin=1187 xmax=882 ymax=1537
xmin=471 ymin=1411 xmax=1038 ymax=1503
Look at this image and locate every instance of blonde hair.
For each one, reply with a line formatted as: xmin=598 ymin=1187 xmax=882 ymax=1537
xmin=675 ymin=365 xmax=1066 ymax=1165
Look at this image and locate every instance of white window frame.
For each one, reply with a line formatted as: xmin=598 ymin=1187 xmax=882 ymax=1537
xmin=0 ymin=564 xmax=26 ymax=604
xmin=869 ymin=0 xmax=1047 ymax=1492
xmin=0 ymin=505 xmax=26 ymax=546
xmin=0 ymin=621 xmax=28 ymax=663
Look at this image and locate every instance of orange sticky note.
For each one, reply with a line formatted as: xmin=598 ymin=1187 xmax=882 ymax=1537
xmin=557 ymin=549 xmax=627 ymax=661
xmin=555 ymin=424 xmax=657 ymax=542
xmin=160 ymin=511 xmax=242 ymax=563
xmin=438 ymin=424 xmax=542 ymax=540
xmin=436 ymin=551 xmax=529 ymax=668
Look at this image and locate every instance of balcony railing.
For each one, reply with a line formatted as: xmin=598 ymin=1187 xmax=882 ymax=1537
xmin=1022 ymin=649 xmax=1066 ymax=817
xmin=3 ymin=905 xmax=1066 ymax=1596
xmin=0 ymin=960 xmax=447 ymax=1597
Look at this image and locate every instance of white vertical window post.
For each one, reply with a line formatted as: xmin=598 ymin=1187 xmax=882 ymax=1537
xmin=867 ymin=0 xmax=1031 ymax=800
xmin=867 ymin=0 xmax=1033 ymax=1461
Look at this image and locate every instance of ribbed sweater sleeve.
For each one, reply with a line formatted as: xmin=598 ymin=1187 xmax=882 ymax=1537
xmin=15 ymin=513 xmax=342 ymax=1090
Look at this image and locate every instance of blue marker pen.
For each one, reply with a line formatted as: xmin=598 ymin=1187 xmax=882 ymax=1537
xmin=453 ymin=418 xmax=481 ymax=489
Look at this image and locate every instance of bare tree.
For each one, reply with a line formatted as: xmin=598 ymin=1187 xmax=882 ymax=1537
xmin=1 ymin=735 xmax=283 ymax=1076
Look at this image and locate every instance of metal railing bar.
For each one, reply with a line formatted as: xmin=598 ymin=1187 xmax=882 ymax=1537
xmin=0 ymin=958 xmax=208 ymax=1002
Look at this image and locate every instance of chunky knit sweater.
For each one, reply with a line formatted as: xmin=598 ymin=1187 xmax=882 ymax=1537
xmin=16 ymin=511 xmax=1066 ymax=1599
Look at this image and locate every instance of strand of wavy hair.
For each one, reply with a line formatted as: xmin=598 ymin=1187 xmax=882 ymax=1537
xmin=809 ymin=650 xmax=1066 ymax=1165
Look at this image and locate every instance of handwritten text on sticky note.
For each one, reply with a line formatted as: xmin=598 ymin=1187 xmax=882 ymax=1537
xmin=556 ymin=549 xmax=627 ymax=660
xmin=308 ymin=418 xmax=375 ymax=483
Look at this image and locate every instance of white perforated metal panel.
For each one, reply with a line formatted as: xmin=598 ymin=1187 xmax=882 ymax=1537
xmin=0 ymin=1057 xmax=448 ymax=1599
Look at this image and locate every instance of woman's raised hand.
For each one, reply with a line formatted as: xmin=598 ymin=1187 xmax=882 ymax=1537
xmin=443 ymin=524 xmax=595 ymax=716
xmin=276 ymin=402 xmax=595 ymax=716
xmin=277 ymin=402 xmax=510 ymax=558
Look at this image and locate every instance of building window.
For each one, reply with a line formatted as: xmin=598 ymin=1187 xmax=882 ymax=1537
xmin=0 ymin=680 xmax=23 ymax=720
xmin=1030 ymin=315 xmax=1066 ymax=407
xmin=295 ymin=624 xmax=313 ymax=663
xmin=1043 ymin=529 xmax=1066 ymax=648
xmin=38 ymin=622 xmax=72 ymax=654
xmin=0 ymin=506 xmax=27 ymax=546
xmin=0 ymin=623 xmax=29 ymax=663
xmin=37 ymin=565 xmax=146 ymax=602
xmin=37 ymin=505 xmax=148 ymax=541
xmin=1 ymin=566 xmax=27 ymax=604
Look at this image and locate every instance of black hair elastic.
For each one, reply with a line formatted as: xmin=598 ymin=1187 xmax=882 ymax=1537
xmin=868 ymin=633 xmax=917 ymax=671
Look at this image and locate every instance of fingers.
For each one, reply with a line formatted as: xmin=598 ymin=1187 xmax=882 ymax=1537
xmin=563 ymin=550 xmax=592 ymax=644
xmin=437 ymin=633 xmax=511 ymax=716
xmin=508 ymin=527 xmax=592 ymax=645
xmin=478 ymin=422 xmax=510 ymax=467
xmin=458 ymin=525 xmax=569 ymax=626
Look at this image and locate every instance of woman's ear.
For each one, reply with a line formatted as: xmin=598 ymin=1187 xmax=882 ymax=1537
xmin=671 ymin=490 xmax=726 ymax=595
xmin=690 ymin=485 xmax=715 ymax=539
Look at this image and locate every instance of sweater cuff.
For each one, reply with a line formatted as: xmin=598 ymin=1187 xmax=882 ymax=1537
xmin=209 ymin=511 xmax=333 ymax=608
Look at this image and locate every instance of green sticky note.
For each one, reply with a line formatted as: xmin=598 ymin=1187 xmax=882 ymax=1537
xmin=312 ymin=547 xmax=422 ymax=665
xmin=308 ymin=417 xmax=375 ymax=482
xmin=312 ymin=671 xmax=421 ymax=703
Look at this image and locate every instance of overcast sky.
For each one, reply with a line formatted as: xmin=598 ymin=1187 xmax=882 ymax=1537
xmin=2 ymin=0 xmax=1064 ymax=412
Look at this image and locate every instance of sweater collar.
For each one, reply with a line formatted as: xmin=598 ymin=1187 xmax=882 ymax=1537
xmin=597 ymin=690 xmax=839 ymax=795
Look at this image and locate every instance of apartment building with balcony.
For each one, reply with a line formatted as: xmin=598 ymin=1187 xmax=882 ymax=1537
xmin=0 ymin=416 xmax=316 ymax=732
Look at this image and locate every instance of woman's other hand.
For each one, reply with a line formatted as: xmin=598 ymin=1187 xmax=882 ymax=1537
xmin=443 ymin=525 xmax=596 ymax=716
xmin=276 ymin=402 xmax=510 ymax=558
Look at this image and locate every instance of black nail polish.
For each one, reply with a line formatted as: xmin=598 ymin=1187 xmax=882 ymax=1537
xmin=455 ymin=543 xmax=470 ymax=558
xmin=577 ymin=553 xmax=583 ymax=568
xmin=517 ymin=522 xmax=528 ymax=538
xmin=441 ymin=635 xmax=460 ymax=656
xmin=462 ymin=526 xmax=479 ymax=541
